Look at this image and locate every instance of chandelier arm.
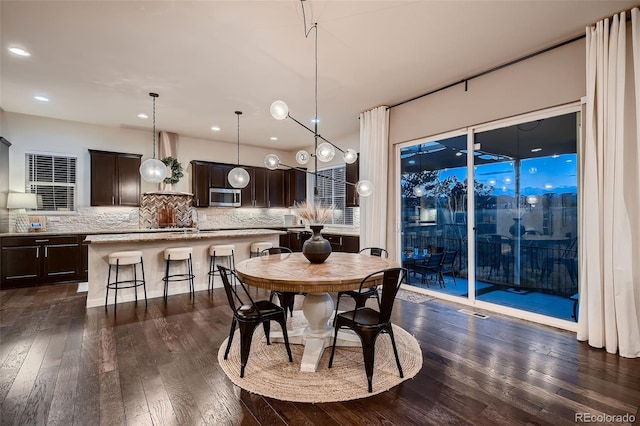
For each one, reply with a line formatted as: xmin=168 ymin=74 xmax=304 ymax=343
xmin=286 ymin=114 xmax=346 ymax=154
xmin=278 ymin=162 xmax=357 ymax=187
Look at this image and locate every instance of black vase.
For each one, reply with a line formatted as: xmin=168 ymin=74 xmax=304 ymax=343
xmin=302 ymin=224 xmax=332 ymax=264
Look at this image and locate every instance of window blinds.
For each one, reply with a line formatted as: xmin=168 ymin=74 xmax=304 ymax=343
xmin=25 ymin=152 xmax=77 ymax=212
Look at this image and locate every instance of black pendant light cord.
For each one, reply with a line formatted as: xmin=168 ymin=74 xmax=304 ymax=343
xmin=301 ymin=0 xmax=320 ymax=197
xmin=235 ymin=111 xmax=242 ymax=166
xmin=150 ymin=92 xmax=159 ymax=159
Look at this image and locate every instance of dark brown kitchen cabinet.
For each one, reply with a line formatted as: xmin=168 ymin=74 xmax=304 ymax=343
xmin=345 ymin=154 xmax=359 ymax=207
xmin=90 ymin=150 xmax=142 ymax=206
xmin=240 ymin=167 xmax=268 ymax=208
xmin=210 ymin=163 xmax=233 ymax=188
xmin=191 ymin=160 xmax=211 ymax=207
xmin=321 ymin=233 xmax=360 ymax=253
xmin=287 ymin=168 xmax=307 ymax=206
xmin=286 ymin=231 xmax=311 ymax=252
xmin=341 ymin=235 xmax=360 ymax=253
xmin=0 ymin=235 xmax=81 ymax=289
xmin=267 ymin=169 xmax=286 ymax=208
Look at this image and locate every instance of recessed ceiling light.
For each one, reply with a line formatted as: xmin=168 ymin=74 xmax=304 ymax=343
xmin=566 ymin=159 xmax=573 ymax=163
xmin=34 ymin=95 xmax=49 ymax=103
xmin=552 ymin=154 xmax=560 ymax=158
xmin=211 ymin=126 xmax=221 ymax=132
xmin=270 ymin=137 xmax=278 ymax=141
xmin=408 ymin=160 xmax=415 ymax=165
xmin=531 ymin=148 xmax=542 ymax=152
xmin=455 ymin=152 xmax=463 ymax=156
xmin=9 ymin=47 xmax=30 ymax=57
xmin=137 ymin=113 xmax=148 ymax=119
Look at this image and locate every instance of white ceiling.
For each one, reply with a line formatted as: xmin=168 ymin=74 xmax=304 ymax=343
xmin=1 ymin=1 xmax=636 ymax=151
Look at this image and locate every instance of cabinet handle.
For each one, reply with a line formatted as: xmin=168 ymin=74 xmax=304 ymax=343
xmin=112 ymin=196 xmax=115 ymax=205
xmin=197 ymin=198 xmax=200 ymax=207
xmin=119 ymin=196 xmax=122 ymax=205
xmin=44 ymin=247 xmax=48 ymax=258
xmin=36 ymin=247 xmax=39 ymax=258
xmin=35 ymin=239 xmax=49 ymax=243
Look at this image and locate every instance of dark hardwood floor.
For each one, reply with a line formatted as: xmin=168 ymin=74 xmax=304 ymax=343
xmin=1 ymin=282 xmax=639 ymax=425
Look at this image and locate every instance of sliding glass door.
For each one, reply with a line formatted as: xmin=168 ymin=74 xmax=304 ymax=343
xmin=473 ymin=112 xmax=579 ymax=320
xmin=399 ymin=108 xmax=579 ymax=322
xmin=399 ymin=132 xmax=469 ymax=298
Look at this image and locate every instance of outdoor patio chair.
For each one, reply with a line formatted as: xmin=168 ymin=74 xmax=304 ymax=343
xmin=437 ymin=250 xmax=458 ymax=287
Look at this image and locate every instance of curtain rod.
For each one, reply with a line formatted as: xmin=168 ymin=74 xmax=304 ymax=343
xmin=387 ymin=8 xmax=636 ymax=110
xmin=387 ymin=34 xmax=584 ymax=110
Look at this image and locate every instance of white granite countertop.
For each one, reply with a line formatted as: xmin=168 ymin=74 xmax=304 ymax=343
xmin=85 ymin=228 xmax=285 ymax=244
xmin=286 ymin=227 xmax=360 ymax=237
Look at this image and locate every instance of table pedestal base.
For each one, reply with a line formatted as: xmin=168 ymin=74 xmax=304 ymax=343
xmin=270 ymin=292 xmax=361 ymax=372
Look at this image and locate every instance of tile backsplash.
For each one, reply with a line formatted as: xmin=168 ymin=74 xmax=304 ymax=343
xmin=6 ymin=192 xmax=359 ymax=233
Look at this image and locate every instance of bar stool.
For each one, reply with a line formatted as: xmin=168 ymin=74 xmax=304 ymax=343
xmin=106 ymin=250 xmax=147 ymax=313
xmin=250 ymin=241 xmax=272 ymax=258
xmin=163 ymin=247 xmax=195 ymax=300
xmin=208 ymin=244 xmax=236 ymax=290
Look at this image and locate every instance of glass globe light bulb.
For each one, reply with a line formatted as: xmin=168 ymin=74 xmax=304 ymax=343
xmin=413 ymin=186 xmax=424 ymax=197
xmin=316 ymin=142 xmax=336 ymax=162
xmin=264 ymin=154 xmax=280 ymax=170
xmin=270 ymin=100 xmax=289 ymax=120
xmin=355 ymin=180 xmax=373 ymax=197
xmin=139 ymin=158 xmax=168 ymax=183
xmin=228 ymin=167 xmax=250 ymax=189
xmin=295 ymin=150 xmax=310 ymax=165
xmin=343 ymin=149 xmax=358 ymax=164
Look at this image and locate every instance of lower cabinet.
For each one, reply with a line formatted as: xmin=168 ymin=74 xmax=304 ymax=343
xmin=282 ymin=231 xmax=359 ymax=253
xmin=323 ymin=234 xmax=360 ymax=253
xmin=0 ymin=235 xmax=83 ymax=289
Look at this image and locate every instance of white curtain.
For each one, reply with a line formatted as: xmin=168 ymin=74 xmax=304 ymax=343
xmin=359 ymin=106 xmax=389 ymax=250
xmin=579 ymin=8 xmax=640 ymax=358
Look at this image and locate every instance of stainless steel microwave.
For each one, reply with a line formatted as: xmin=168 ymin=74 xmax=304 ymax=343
xmin=209 ymin=188 xmax=241 ymax=207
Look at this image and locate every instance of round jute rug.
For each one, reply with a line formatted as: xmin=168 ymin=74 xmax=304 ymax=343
xmin=217 ymin=313 xmax=422 ymax=403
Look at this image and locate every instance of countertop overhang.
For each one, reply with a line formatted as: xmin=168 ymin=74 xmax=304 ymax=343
xmin=84 ymin=228 xmax=285 ymax=244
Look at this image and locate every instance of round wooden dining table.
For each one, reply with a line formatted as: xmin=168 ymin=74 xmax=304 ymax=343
xmin=235 ymin=252 xmax=399 ymax=372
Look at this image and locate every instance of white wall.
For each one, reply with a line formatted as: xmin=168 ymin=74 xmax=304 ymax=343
xmin=385 ymin=39 xmax=587 ymax=257
xmin=3 ymin=112 xmax=297 ymax=207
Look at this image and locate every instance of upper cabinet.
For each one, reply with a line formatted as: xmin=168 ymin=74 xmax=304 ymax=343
xmin=345 ymin=154 xmax=359 ymax=207
xmin=190 ymin=160 xmax=304 ymax=208
xmin=287 ymin=168 xmax=307 ymax=206
xmin=191 ymin=160 xmax=210 ymax=207
xmin=267 ymin=169 xmax=286 ymax=208
xmin=89 ymin=150 xmax=142 ymax=206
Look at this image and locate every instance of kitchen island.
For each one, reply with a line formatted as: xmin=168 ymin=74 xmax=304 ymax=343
xmin=84 ymin=229 xmax=282 ymax=308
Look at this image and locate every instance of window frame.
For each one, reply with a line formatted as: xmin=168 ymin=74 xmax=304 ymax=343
xmin=25 ymin=150 xmax=78 ymax=214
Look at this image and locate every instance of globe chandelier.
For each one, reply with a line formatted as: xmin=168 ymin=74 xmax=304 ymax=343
xmin=139 ymin=92 xmax=169 ymax=183
xmin=264 ymin=1 xmax=372 ymax=199
xmin=227 ymin=111 xmax=250 ymax=189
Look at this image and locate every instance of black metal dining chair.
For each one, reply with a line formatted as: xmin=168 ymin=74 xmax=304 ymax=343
xmin=218 ymin=265 xmax=293 ymax=378
xmin=261 ymin=247 xmax=297 ymax=318
xmin=332 ymin=247 xmax=388 ymax=324
xmin=328 ymin=267 xmax=408 ymax=392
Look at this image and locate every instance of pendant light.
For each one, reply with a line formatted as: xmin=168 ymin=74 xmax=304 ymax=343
xmin=265 ymin=2 xmax=372 ymax=197
xmin=227 ymin=111 xmax=250 ymax=189
xmin=139 ymin=92 xmax=168 ymax=183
